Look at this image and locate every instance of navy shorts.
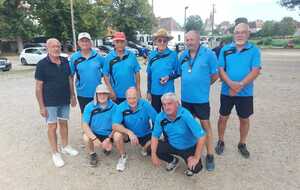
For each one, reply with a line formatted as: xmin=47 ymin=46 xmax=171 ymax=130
xmin=181 ymin=101 xmax=210 ymax=120
xmin=77 ymin=96 xmax=93 ymax=113
xmin=219 ymin=95 xmax=253 ymax=119
xmin=95 ymin=134 xmax=113 ymax=143
xmin=124 ymin=133 xmax=151 ymax=147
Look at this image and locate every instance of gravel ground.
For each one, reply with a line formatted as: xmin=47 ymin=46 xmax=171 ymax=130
xmin=0 ymin=49 xmax=299 ymax=190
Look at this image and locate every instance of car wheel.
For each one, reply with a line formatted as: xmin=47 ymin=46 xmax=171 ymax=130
xmin=21 ymin=58 xmax=28 ymax=65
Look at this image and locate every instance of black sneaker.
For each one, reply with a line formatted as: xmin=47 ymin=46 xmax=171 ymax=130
xmin=103 ymin=150 xmax=111 ymax=156
xmin=166 ymin=157 xmax=179 ymax=172
xmin=89 ymin=152 xmax=98 ymax=167
xmin=206 ymin=154 xmax=215 ymax=171
xmin=215 ymin=140 xmax=225 ymax=155
xmin=184 ymin=169 xmax=194 ymax=177
xmin=238 ymin=143 xmax=250 ymax=158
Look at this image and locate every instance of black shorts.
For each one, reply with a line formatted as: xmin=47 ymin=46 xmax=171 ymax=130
xmin=114 ymin=98 xmax=126 ymax=105
xmin=77 ymin=96 xmax=93 ymax=113
xmin=95 ymin=134 xmax=113 ymax=143
xmin=181 ymin=101 xmax=210 ymax=120
xmin=151 ymin=94 xmax=162 ymax=113
xmin=124 ymin=133 xmax=151 ymax=147
xmin=219 ymin=95 xmax=253 ymax=119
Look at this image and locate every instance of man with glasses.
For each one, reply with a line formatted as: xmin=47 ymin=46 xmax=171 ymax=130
xmin=35 ymin=38 xmax=78 ymax=168
xmin=215 ymin=23 xmax=261 ymax=159
xmin=146 ymin=28 xmax=179 ymax=112
xmin=103 ymin=32 xmax=141 ymax=104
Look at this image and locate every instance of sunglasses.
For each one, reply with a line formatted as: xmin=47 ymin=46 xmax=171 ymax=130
xmin=157 ymin=38 xmax=168 ymax=44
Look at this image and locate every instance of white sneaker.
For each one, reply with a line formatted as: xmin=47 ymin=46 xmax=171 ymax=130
xmin=116 ymin=154 xmax=127 ymax=172
xmin=52 ymin=153 xmax=64 ymax=168
xmin=61 ymin=145 xmax=79 ymax=156
xmin=140 ymin=149 xmax=148 ymax=157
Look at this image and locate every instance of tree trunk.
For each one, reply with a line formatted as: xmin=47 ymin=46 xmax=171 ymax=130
xmin=16 ymin=36 xmax=23 ymax=54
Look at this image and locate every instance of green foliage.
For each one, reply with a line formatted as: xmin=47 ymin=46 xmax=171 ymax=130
xmin=293 ymin=36 xmax=300 ymax=44
xmin=184 ymin=15 xmax=204 ymax=33
xmin=280 ymin=0 xmax=300 ymax=9
xmin=107 ymin=0 xmax=155 ymax=41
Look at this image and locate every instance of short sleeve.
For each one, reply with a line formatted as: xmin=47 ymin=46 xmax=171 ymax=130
xmin=82 ymin=105 xmax=92 ymax=125
xmin=69 ymin=54 xmax=76 ymax=76
xmin=182 ymin=110 xmax=206 ymax=139
xmin=112 ymin=106 xmax=124 ymax=125
xmin=102 ymin=56 xmax=110 ymax=76
xmin=218 ymin=47 xmax=226 ymax=68
xmin=34 ymin=62 xmax=45 ymax=81
xmin=152 ymin=116 xmax=163 ymax=138
xmin=251 ymin=47 xmax=262 ymax=69
xmin=208 ymin=50 xmax=219 ymax=75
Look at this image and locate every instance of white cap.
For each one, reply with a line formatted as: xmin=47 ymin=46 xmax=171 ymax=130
xmin=78 ymin=32 xmax=91 ymax=41
xmin=96 ymin=84 xmax=110 ymax=94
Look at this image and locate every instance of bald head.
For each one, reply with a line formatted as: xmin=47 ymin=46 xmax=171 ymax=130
xmin=234 ymin=23 xmax=250 ymax=33
xmin=46 ymin=38 xmax=61 ymax=58
xmin=126 ymin=87 xmax=138 ymax=108
xmin=185 ymin=30 xmax=200 ymax=52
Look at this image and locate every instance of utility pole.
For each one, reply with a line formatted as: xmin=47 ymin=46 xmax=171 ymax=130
xmin=184 ymin=6 xmax=189 ymax=31
xmin=70 ymin=0 xmax=77 ymax=51
xmin=211 ymin=3 xmax=215 ymax=36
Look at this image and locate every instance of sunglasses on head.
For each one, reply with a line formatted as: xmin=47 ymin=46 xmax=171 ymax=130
xmin=157 ymin=38 xmax=168 ymax=44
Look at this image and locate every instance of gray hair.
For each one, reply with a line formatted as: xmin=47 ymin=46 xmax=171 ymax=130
xmin=125 ymin=86 xmax=137 ymax=97
xmin=161 ymin=92 xmax=178 ymax=103
xmin=46 ymin=38 xmax=60 ymax=47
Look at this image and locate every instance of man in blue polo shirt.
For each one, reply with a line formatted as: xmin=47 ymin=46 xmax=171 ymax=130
xmin=179 ymin=30 xmax=218 ymax=171
xmin=69 ymin=32 xmax=104 ymax=113
xmin=215 ymin=23 xmax=261 ymax=158
xmin=35 ymin=38 xmax=79 ymax=168
xmin=151 ymin=93 xmax=206 ymax=176
xmin=82 ymin=84 xmax=118 ymax=167
xmin=112 ymin=87 xmax=157 ymax=171
xmin=147 ymin=28 xmax=180 ymax=112
xmin=103 ymin=32 xmax=141 ymax=104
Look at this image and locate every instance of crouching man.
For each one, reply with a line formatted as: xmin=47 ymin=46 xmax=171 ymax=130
xmin=82 ymin=84 xmax=120 ymax=167
xmin=151 ymin=93 xmax=206 ymax=176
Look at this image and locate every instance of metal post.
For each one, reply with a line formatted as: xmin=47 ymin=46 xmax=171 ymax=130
xmin=70 ymin=0 xmax=77 ymax=51
xmin=184 ymin=6 xmax=188 ymax=31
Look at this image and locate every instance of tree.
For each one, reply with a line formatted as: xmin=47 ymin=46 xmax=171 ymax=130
xmin=235 ymin=17 xmax=248 ymax=26
xmin=0 ymin=0 xmax=37 ymax=53
xmin=260 ymin=21 xmax=275 ymax=36
xmin=278 ymin=17 xmax=297 ymax=36
xmin=280 ymin=0 xmax=300 ymax=9
xmin=184 ymin=15 xmax=204 ymax=33
xmin=106 ymin=0 xmax=155 ymax=41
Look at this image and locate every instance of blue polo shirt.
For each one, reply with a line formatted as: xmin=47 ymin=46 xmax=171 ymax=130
xmin=146 ymin=48 xmax=179 ymax=95
xmin=152 ymin=106 xmax=206 ymax=150
xmin=83 ymin=99 xmax=116 ymax=136
xmin=218 ymin=42 xmax=261 ymax=96
xmin=69 ymin=49 xmax=104 ymax=98
xmin=179 ymin=46 xmax=218 ymax=103
xmin=112 ymin=99 xmax=157 ymax=137
xmin=103 ymin=49 xmax=141 ymax=98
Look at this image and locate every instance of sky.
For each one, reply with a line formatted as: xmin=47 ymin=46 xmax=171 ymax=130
xmin=148 ymin=0 xmax=300 ymax=25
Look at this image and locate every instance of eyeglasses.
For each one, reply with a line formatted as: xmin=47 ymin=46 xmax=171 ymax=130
xmin=157 ymin=38 xmax=168 ymax=44
xmin=234 ymin=31 xmax=248 ymax=35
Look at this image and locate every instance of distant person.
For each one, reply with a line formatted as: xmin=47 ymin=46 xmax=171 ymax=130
xmin=212 ymin=40 xmax=226 ymax=58
xmin=178 ymin=30 xmax=219 ymax=171
xmin=215 ymin=23 xmax=261 ymax=159
xmin=69 ymin=32 xmax=104 ymax=114
xmin=35 ymin=38 xmax=78 ymax=168
xmin=112 ymin=87 xmax=157 ymax=171
xmin=146 ymin=28 xmax=179 ymax=112
xmin=103 ymin=32 xmax=141 ymax=104
xmin=151 ymin=93 xmax=206 ymax=176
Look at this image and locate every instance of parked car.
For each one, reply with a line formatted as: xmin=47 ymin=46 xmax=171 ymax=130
xmin=0 ymin=57 xmax=12 ymax=72
xmin=20 ymin=47 xmax=68 ymax=65
xmin=23 ymin=42 xmax=46 ymax=49
xmin=285 ymin=40 xmax=294 ymax=48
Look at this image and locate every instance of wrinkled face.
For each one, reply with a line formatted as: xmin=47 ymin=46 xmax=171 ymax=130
xmin=114 ymin=40 xmax=126 ymax=52
xmin=155 ymin=37 xmax=168 ymax=51
xmin=126 ymin=89 xmax=138 ymax=108
xmin=234 ymin=26 xmax=249 ymax=46
xmin=162 ymin=99 xmax=178 ymax=116
xmin=47 ymin=40 xmax=61 ymax=58
xmin=78 ymin=38 xmax=92 ymax=51
xmin=185 ymin=32 xmax=200 ymax=52
xmin=97 ymin=93 xmax=109 ymax=104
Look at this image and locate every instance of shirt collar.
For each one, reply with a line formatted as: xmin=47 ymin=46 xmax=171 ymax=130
xmin=112 ymin=49 xmax=130 ymax=57
xmin=155 ymin=47 xmax=171 ymax=55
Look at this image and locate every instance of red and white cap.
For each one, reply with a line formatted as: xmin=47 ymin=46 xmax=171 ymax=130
xmin=113 ymin=32 xmax=126 ymax=41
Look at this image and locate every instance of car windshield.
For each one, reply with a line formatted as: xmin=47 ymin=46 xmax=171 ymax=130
xmin=39 ymin=48 xmax=47 ymax=54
